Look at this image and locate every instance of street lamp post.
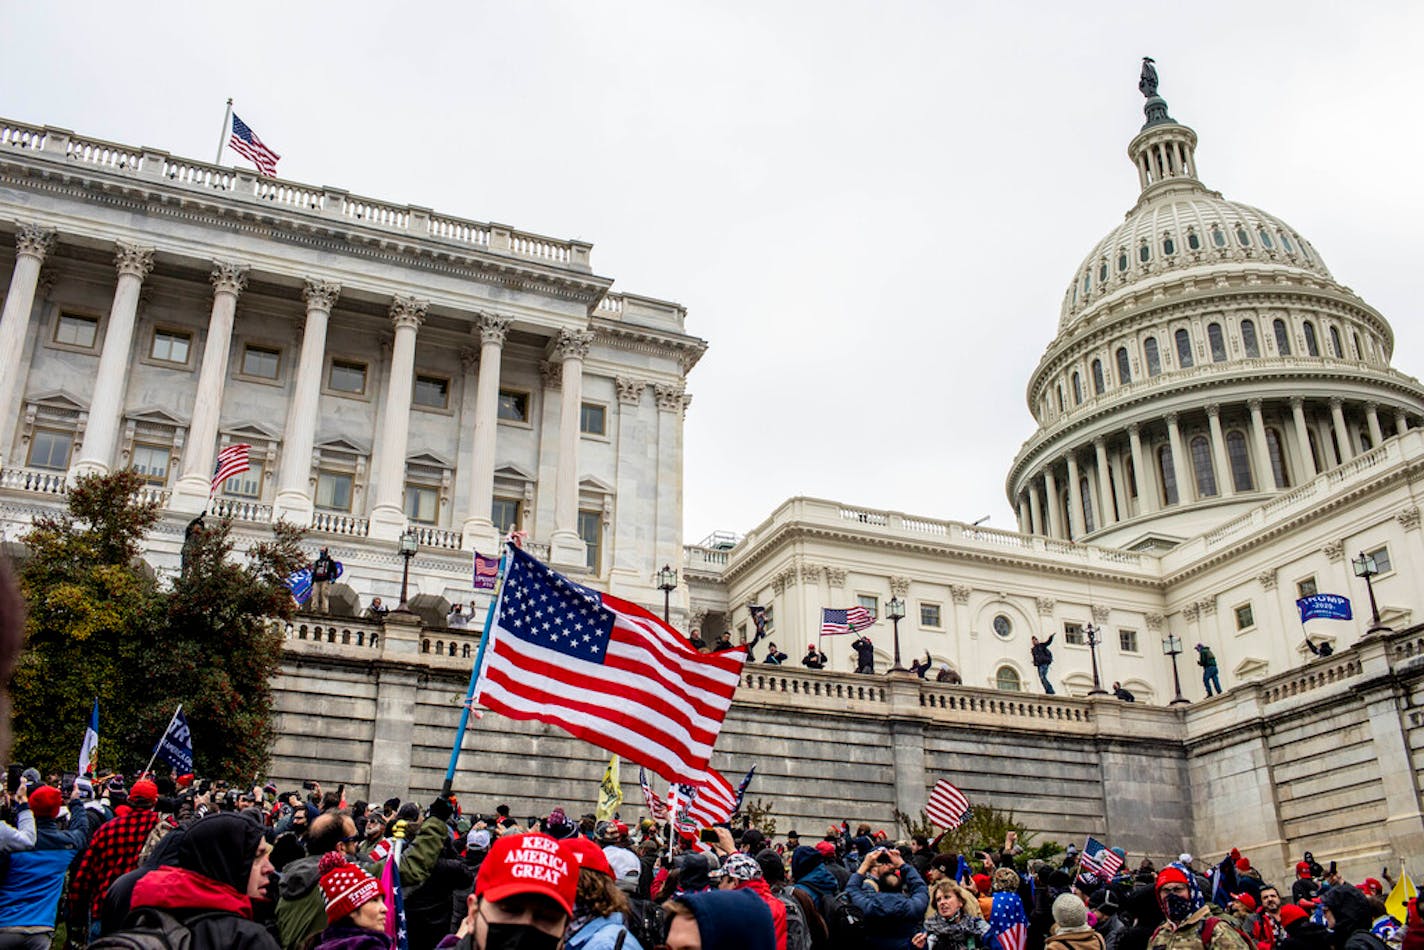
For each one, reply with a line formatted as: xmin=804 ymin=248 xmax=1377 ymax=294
xmin=1084 ymin=622 xmax=1109 ymax=695
xmin=1351 ymin=551 xmax=1391 ymax=636
xmin=398 ymin=529 xmax=418 ymax=609
xmin=656 ymin=564 xmax=678 ymax=623
xmin=1162 ymin=633 xmax=1190 ymax=705
xmin=887 ymin=596 xmax=907 ymax=672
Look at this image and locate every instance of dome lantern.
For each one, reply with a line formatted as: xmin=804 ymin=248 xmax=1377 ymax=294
xmin=1128 ymin=58 xmax=1200 ymax=194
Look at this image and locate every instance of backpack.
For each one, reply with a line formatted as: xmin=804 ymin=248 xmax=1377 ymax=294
xmin=87 ymin=907 xmax=226 ymax=950
xmin=1198 ymin=647 xmax=1216 ymax=668
xmin=623 ymin=894 xmax=665 ymax=950
xmin=1201 ymin=915 xmax=1251 ymax=948
xmin=819 ymin=890 xmax=866 ymax=947
xmin=776 ymin=890 xmax=813 ymax=950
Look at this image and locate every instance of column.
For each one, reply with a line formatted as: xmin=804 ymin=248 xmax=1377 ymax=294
xmin=1397 ymin=410 xmax=1410 ymax=437
xmin=1365 ymin=402 xmax=1384 ymax=447
xmin=1065 ymin=452 xmax=1085 ymax=538
xmin=1109 ymin=448 xmax=1130 ymax=521
xmin=0 ymin=224 xmax=55 ymax=463
xmin=548 ymin=329 xmax=595 ymax=568
xmin=171 ymin=262 xmax=248 ymax=509
xmin=1206 ymin=404 xmax=1233 ymax=497
xmin=1093 ymin=438 xmax=1116 ymax=526
xmin=274 ymin=280 xmax=339 ymax=523
xmin=72 ymin=242 xmax=155 ymax=478
xmin=1330 ymin=397 xmax=1354 ymax=463
xmin=459 ymin=313 xmax=512 ymax=553
xmin=1248 ymin=400 xmax=1274 ymax=489
xmin=1017 ymin=496 xmax=1031 ymax=533
xmin=1027 ymin=483 xmax=1043 ymax=535
xmin=1043 ymin=467 xmax=1062 ymax=538
xmin=1165 ymin=412 xmax=1190 ymax=504
xmin=1128 ymin=423 xmax=1155 ymax=514
xmin=653 ymin=383 xmax=687 ymax=579
xmin=367 ymin=296 xmax=426 ymax=539
xmin=609 ymin=377 xmax=650 ymax=590
xmin=1291 ymin=398 xmax=1317 ymax=479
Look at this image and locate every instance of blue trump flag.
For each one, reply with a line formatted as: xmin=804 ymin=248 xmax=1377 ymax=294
xmin=1297 ymin=593 xmax=1352 ymax=622
xmin=152 ymin=707 xmax=194 ymax=774
xmin=284 ymin=567 xmax=313 ymax=605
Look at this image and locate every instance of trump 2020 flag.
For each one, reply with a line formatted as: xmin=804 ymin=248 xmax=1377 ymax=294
xmin=1298 ymin=593 xmax=1352 ymax=622
xmin=473 ymin=553 xmax=499 ymax=591
xmin=153 ymin=708 xmax=194 ymax=774
xmin=473 ymin=544 xmax=745 ymax=784
xmin=284 ymin=567 xmax=313 ymax=605
xmin=78 ymin=699 xmax=99 ymax=778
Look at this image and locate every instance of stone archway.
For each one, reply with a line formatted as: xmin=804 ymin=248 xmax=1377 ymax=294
xmin=407 ymin=593 xmax=450 ymax=629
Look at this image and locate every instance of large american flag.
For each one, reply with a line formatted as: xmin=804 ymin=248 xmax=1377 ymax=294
xmin=821 ymin=605 xmax=875 ymax=636
xmin=926 ymin=778 xmax=972 ymax=829
xmin=987 ymin=891 xmax=1029 ymax=950
xmin=679 ymin=768 xmax=737 ymax=827
xmin=229 ymin=114 xmax=280 ymax=177
xmin=473 ymin=544 xmax=746 ymax=783
xmin=1077 ymin=835 xmax=1124 ymax=882
xmin=211 ymin=443 xmax=251 ymax=495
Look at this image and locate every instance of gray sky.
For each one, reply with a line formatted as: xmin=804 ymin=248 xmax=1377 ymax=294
xmin=7 ymin=3 xmax=1423 ymax=544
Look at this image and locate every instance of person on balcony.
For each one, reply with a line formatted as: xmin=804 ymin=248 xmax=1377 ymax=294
xmin=852 ymin=635 xmax=876 ymax=674
xmin=311 ymin=548 xmax=337 ymax=615
xmin=762 ymin=643 xmax=788 ymax=665
xmin=802 ymin=645 xmax=827 ymax=669
xmin=364 ymin=597 xmax=389 ymax=622
xmin=1031 ymin=635 xmax=1056 ymax=694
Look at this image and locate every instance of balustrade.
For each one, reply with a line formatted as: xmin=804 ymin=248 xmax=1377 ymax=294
xmin=412 ymin=525 xmax=463 ymax=550
xmin=213 ymin=497 xmax=273 ymax=523
xmin=0 ymin=467 xmax=67 ymax=496
xmin=162 ymin=159 xmax=234 ymax=191
xmin=310 ymin=511 xmax=370 ymax=537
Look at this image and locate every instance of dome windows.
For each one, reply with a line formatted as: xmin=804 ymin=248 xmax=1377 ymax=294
xmin=1072 ymin=372 xmax=1083 ymax=405
xmin=1158 ymin=445 xmax=1179 ymax=505
xmin=1116 ymin=347 xmax=1132 ymax=384
xmin=1259 ymin=228 xmax=1274 ymax=249
xmin=1175 ymin=328 xmax=1194 ymax=368
xmin=1280 ymin=232 xmax=1295 ymax=253
xmin=1191 ymin=436 xmax=1218 ymax=497
xmin=1329 ymin=325 xmax=1344 ymax=358
xmin=1352 ymin=331 xmax=1363 ymax=360
xmin=1227 ymin=431 xmax=1253 ymax=492
xmin=1139 ymin=242 xmax=1151 ymax=264
xmin=1211 ymin=226 xmax=1227 ymax=248
xmin=1082 ymin=272 xmax=1091 ymax=296
xmin=1099 ymin=261 xmax=1109 ymax=283
xmin=1303 ymin=321 xmax=1320 ymax=357
xmin=1208 ymin=322 xmax=1227 ymax=362
xmin=1235 ymin=225 xmax=1251 ymax=247
xmin=1117 ymin=249 xmax=1129 ymax=272
xmin=1266 ymin=427 xmax=1290 ymax=488
xmin=1241 ymin=319 xmax=1260 ymax=358
xmin=1273 ymin=318 xmax=1292 ymax=356
xmin=1081 ymin=478 xmax=1096 ymax=533
xmin=1091 ymin=359 xmax=1105 ymax=395
xmin=1144 ymin=337 xmax=1162 ymax=377
xmin=1187 ymin=229 xmax=1202 ymax=251
xmin=1162 ymin=234 xmax=1176 ymax=256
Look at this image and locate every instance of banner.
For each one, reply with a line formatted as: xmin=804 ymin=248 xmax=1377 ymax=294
xmin=473 ymin=553 xmax=499 ymax=592
xmin=78 ymin=699 xmax=99 ymax=778
xmin=596 ymin=754 xmax=622 ymax=821
xmin=1297 ymin=593 xmax=1352 ymax=622
xmin=153 ymin=709 xmax=194 ymax=774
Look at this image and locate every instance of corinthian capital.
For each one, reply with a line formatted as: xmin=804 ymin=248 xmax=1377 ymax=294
xmin=15 ymin=222 xmax=56 ymax=261
xmin=478 ymin=313 xmax=513 ymax=347
xmin=615 ymin=377 xmax=647 ymax=405
xmin=389 ymin=295 xmax=427 ymax=330
xmin=301 ymin=279 xmax=341 ymax=311
xmin=654 ymin=383 xmax=685 ymax=412
xmin=209 ymin=261 xmax=248 ymax=295
xmin=116 ymin=242 xmax=156 ymax=280
xmin=552 ymin=329 xmax=595 ymax=362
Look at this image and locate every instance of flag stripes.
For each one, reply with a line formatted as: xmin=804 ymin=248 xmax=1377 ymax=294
xmin=229 ymin=114 xmax=280 ymax=177
xmin=926 ymin=778 xmax=972 ymax=829
xmin=821 ymin=605 xmax=875 ymax=635
xmin=211 ymin=442 xmax=251 ymax=495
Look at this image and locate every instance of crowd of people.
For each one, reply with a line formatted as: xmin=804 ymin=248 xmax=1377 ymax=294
xmin=0 ymin=769 xmax=1410 ymax=950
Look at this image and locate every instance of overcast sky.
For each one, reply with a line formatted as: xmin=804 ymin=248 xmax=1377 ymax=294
xmin=7 ymin=3 xmax=1423 ymax=544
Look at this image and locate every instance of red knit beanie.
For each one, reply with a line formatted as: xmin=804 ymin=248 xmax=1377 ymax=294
xmin=973 ymin=873 xmax=993 ymax=895
xmin=1235 ymin=858 xmax=1252 ymax=873
xmin=29 ymin=785 xmax=62 ymax=819
xmin=317 ymin=852 xmax=381 ymax=924
xmin=1155 ymin=866 xmax=1190 ymax=890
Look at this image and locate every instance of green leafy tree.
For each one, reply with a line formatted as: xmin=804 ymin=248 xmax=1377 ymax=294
xmin=895 ymin=803 xmax=1059 ymax=866
xmin=741 ymin=797 xmax=778 ymax=837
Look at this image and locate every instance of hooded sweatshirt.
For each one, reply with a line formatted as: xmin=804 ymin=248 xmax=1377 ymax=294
xmin=1320 ymin=885 xmax=1389 ymax=950
xmin=737 ymin=877 xmax=788 ymax=950
xmin=682 ymin=889 xmax=776 ymax=950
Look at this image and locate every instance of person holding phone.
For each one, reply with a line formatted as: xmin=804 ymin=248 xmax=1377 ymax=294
xmin=0 ymin=779 xmax=36 ymax=852
xmin=845 ymin=846 xmax=930 ymax=949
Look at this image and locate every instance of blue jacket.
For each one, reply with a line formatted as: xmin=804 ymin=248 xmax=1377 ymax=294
xmin=793 ymin=864 xmax=839 ymax=902
xmin=0 ymin=805 xmax=95 ymax=928
xmin=845 ymin=866 xmax=931 ymax=950
xmin=567 ymin=912 xmax=645 ymax=950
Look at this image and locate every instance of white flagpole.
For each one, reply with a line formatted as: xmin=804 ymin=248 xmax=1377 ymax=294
xmin=214 ymin=99 xmax=233 ymax=165
xmin=142 ymin=703 xmax=183 ymax=776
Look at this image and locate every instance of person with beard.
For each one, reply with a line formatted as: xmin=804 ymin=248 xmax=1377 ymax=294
xmin=1046 ymin=894 xmax=1106 ymax=950
xmin=1277 ymin=905 xmax=1331 ymax=950
xmin=847 ymin=846 xmax=930 ymax=950
xmin=439 ymin=833 xmax=577 ymax=950
xmin=1146 ymin=864 xmax=1251 ymax=950
xmin=120 ymin=812 xmax=279 ymax=949
xmin=1320 ymin=885 xmax=1389 ymax=950
xmin=913 ymin=880 xmax=989 ymax=950
xmin=1243 ymin=886 xmax=1283 ymax=950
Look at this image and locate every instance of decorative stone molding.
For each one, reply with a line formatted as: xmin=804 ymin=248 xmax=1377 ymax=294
xmin=552 ymin=329 xmax=595 ymax=362
xmin=1182 ymin=603 xmax=1200 ymax=622
xmin=1205 ymin=403 xmax=1221 ymax=419
xmin=688 ymin=607 xmax=708 ymax=631
xmin=800 ymin=562 xmax=823 ymax=584
xmin=681 ymin=393 xmax=693 ymax=419
xmin=1329 ymin=397 xmax=1344 ymax=412
xmin=1199 ymin=598 xmax=1217 ymax=616
xmin=208 ymin=260 xmax=247 ymax=294
xmin=614 ymin=377 xmax=647 ymax=405
xmin=1247 ymin=398 xmax=1263 ymax=413
xmin=477 ymin=313 xmax=512 ymax=347
xmin=1145 ymin=613 xmax=1164 ymax=632
xmin=654 ymin=383 xmax=685 ymax=412
xmin=1365 ymin=401 xmax=1379 ymax=414
xmin=889 ymin=576 xmax=911 ymax=597
xmin=1398 ymin=506 xmax=1422 ymax=532
xmin=1290 ymin=396 xmax=1305 ymax=410
xmin=950 ymin=585 xmax=971 ymax=606
xmin=1322 ymin=541 xmax=1345 ymax=563
xmin=15 ymin=222 xmax=55 ymax=260
xmin=1092 ymin=604 xmax=1111 ymax=623
xmin=771 ymin=574 xmax=788 ymax=595
xmin=1164 ymin=411 xmax=1179 ymax=426
xmin=459 ymin=346 xmax=480 ymax=373
xmin=35 ymin=270 xmax=56 ymax=301
xmin=1036 ymin=596 xmax=1055 ymax=616
xmin=301 ymin=279 xmax=340 ymax=311
xmin=389 ymin=295 xmax=427 ymax=329
xmin=824 ymin=567 xmax=847 ymax=588
xmin=1257 ymin=569 xmax=1278 ymax=591
xmin=1127 ymin=422 xmax=1140 ymax=436
xmin=115 ymin=242 xmax=156 ymax=280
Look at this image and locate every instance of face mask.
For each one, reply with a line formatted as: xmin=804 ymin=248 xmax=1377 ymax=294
xmin=1164 ymin=892 xmax=1195 ymax=923
xmin=483 ymin=922 xmax=562 ymax=950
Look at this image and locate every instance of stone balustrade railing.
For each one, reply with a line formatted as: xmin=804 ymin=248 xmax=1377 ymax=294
xmin=683 ymin=545 xmax=730 ymax=574
xmin=411 ymin=525 xmax=463 ymax=551
xmin=310 ymin=511 xmax=370 ymax=537
xmin=0 ymin=466 xmax=66 ymax=496
xmin=0 ymin=116 xmax=592 ymax=272
xmin=278 ymin=616 xmax=384 ymax=652
xmin=213 ymin=496 xmax=274 ymax=524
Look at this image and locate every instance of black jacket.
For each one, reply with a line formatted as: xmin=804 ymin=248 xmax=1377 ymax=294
xmin=404 ymin=851 xmax=472 ymax=950
xmin=1032 ymin=635 xmax=1055 ymax=666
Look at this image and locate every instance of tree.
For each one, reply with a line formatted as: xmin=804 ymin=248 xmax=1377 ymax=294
xmin=740 ymin=797 xmax=778 ymax=837
xmin=894 ymin=802 xmax=1060 ymax=866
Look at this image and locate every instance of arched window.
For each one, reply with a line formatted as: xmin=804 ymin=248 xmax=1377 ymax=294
xmin=1280 ymin=232 xmax=1295 ymax=253
xmin=1099 ymin=261 xmax=1108 ymax=283
xmin=1082 ymin=272 xmax=1091 ymax=295
xmin=1235 ymin=225 xmax=1251 ymax=247
xmin=1175 ymin=328 xmax=1194 ymax=368
xmin=1072 ymin=372 xmax=1083 ymax=405
xmin=1187 ymin=229 xmax=1201 ymax=251
xmin=342 ymin=630 xmax=351 ymax=644
xmin=1116 ymin=347 xmax=1131 ymax=384
xmin=1303 ymin=321 xmax=1320 ymax=357
xmin=1329 ymin=325 xmax=1343 ymax=358
xmin=1352 ymin=331 xmax=1363 ymax=359
xmin=1056 ymin=385 xmax=1064 ymax=412
xmin=1144 ymin=337 xmax=1161 ymax=377
xmin=1208 ymin=323 xmax=1227 ymax=362
xmin=1091 ymin=359 xmax=1105 ymax=395
xmin=1139 ymin=242 xmax=1151 ymax=263
xmin=421 ymin=639 xmax=431 ymax=654
xmin=1081 ymin=477 xmax=1096 ymax=533
xmin=1241 ymin=319 xmax=1260 ymax=358
xmin=1117 ymin=249 xmax=1128 ymax=272
xmin=1259 ymin=228 xmax=1274 ymax=249
xmin=1265 ymin=427 xmax=1290 ymax=488
xmin=1274 ymin=318 xmax=1292 ymax=355
xmin=463 ymin=643 xmax=472 ymax=658
xmin=1125 ymin=457 xmax=1138 ymax=499
xmin=1360 ymin=428 xmax=1373 ymax=452
xmin=1191 ymin=435 xmax=1218 ymax=497
xmin=1163 ymin=234 xmax=1176 ymax=256
xmin=435 ymin=640 xmax=444 ymax=655
xmin=995 ymin=666 xmax=1022 ymax=692
xmin=1158 ymin=445 xmax=1179 ymax=505
xmin=1211 ymin=226 xmax=1227 ymax=248
xmin=1227 ymin=430 xmax=1253 ymax=492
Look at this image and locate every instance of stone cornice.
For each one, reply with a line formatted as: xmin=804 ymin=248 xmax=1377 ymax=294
xmin=591 ymin=317 xmax=707 ymax=374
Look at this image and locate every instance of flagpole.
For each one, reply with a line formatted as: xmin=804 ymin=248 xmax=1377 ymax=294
xmin=142 ymin=703 xmax=183 ymax=777
xmin=441 ymin=550 xmax=505 ymax=796
xmin=214 ymin=98 xmax=233 ymax=165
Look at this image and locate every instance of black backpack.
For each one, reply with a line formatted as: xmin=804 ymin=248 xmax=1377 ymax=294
xmin=623 ymin=894 xmax=665 ymax=950
xmin=819 ymin=890 xmax=866 ymax=947
xmin=87 ymin=907 xmax=227 ymax=950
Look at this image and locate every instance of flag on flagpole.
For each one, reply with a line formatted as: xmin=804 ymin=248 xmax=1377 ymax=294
xmin=1077 ymin=836 xmax=1124 ymax=882
xmin=78 ymin=699 xmax=99 ymax=778
xmin=211 ymin=443 xmax=251 ymax=495
xmin=748 ymin=604 xmax=768 ymax=637
xmin=1386 ymin=870 xmax=1417 ymax=926
xmin=733 ymin=765 xmax=757 ymax=811
xmin=284 ymin=567 xmax=313 ymax=605
xmin=379 ymin=839 xmax=410 ymax=950
xmin=821 ymin=606 xmax=875 ymax=636
xmin=641 ymin=767 xmax=669 ymax=820
xmin=926 ymin=778 xmax=972 ymax=829
xmin=1297 ymin=593 xmax=1353 ymax=622
xmin=473 ymin=553 xmax=499 ymax=591
xmin=472 ymin=544 xmax=745 ymax=783
xmin=229 ymin=114 xmax=280 ymax=177
xmin=596 ymin=755 xmax=623 ymax=821
xmin=152 ymin=708 xmax=194 ymax=774
xmin=681 ymin=768 xmax=737 ymax=827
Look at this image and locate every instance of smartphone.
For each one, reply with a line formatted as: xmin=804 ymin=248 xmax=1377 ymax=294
xmin=699 ymin=828 xmax=719 ymax=843
xmin=61 ymin=772 xmax=77 ymax=793
xmin=5 ymin=765 xmax=21 ymax=795
xmin=302 ymin=780 xmax=317 ymax=790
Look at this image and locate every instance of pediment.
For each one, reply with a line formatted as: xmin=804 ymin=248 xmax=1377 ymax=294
xmin=316 ymin=435 xmax=372 ymax=456
xmin=25 ymin=389 xmax=85 ymax=412
xmin=223 ymin=421 xmax=282 ymax=442
xmin=1234 ymin=656 xmax=1270 ymax=680
xmin=579 ymin=475 xmax=615 ymax=494
xmin=494 ymin=463 xmax=535 ymax=482
xmin=128 ymin=406 xmax=187 ymax=427
xmin=408 ymin=449 xmax=454 ymax=469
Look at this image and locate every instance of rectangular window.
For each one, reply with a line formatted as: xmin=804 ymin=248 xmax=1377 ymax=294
xmin=1366 ymin=546 xmax=1393 ymax=575
xmin=130 ymin=443 xmax=170 ymax=486
xmin=241 ymin=345 xmax=281 ymax=379
xmin=1234 ymin=603 xmax=1255 ymax=630
xmin=27 ymin=429 xmax=73 ymax=470
xmin=578 ymin=509 xmax=602 ymax=573
xmin=1064 ymin=621 xmax=1085 ymax=646
xmin=328 ymin=359 xmax=367 ymax=395
xmin=1296 ymin=576 xmax=1318 ymax=599
xmin=919 ymin=603 xmax=942 ymax=628
xmin=315 ymin=471 xmax=354 ymax=511
xmin=413 ymin=375 xmax=450 ymax=410
xmin=762 ymin=605 xmax=775 ymax=633
xmin=224 ymin=461 xmax=263 ymax=498
xmin=491 ymin=498 xmax=522 ymax=533
xmin=737 ymin=623 xmax=747 ymax=643
xmin=856 ymin=594 xmax=879 ymax=619
xmin=404 ymin=484 xmax=438 ymax=523
xmin=579 ymin=403 xmax=607 ymax=436
xmin=55 ymin=314 xmax=98 ymax=348
xmin=1119 ymin=629 xmax=1139 ymax=653
xmin=150 ymin=329 xmax=191 ymax=364
xmin=498 ymin=389 xmax=529 ymax=423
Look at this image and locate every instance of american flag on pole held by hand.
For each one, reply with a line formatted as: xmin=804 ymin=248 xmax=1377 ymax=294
xmin=820 ymin=605 xmax=875 ymax=636
xmin=229 ymin=114 xmax=280 ymax=177
xmin=925 ymin=778 xmax=972 ymax=829
xmin=1077 ymin=835 xmax=1124 ymax=881
xmin=211 ymin=443 xmax=251 ymax=495
xmin=679 ymin=767 xmax=737 ymax=827
xmin=640 ymin=766 xmax=669 ymax=820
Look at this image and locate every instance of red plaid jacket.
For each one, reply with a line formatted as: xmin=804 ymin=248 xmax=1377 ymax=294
xmin=68 ymin=807 xmax=161 ymax=919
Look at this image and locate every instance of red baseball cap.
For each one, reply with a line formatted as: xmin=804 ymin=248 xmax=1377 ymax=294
xmin=475 ymin=833 xmax=577 ymax=915
xmin=814 ymin=841 xmax=836 ymax=857
xmin=563 ymin=835 xmax=614 ymax=878
xmin=1279 ymin=905 xmax=1309 ymax=927
xmin=1232 ymin=893 xmax=1257 ymax=912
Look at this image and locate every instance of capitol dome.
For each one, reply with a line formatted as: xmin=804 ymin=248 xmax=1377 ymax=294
xmin=1006 ymin=62 xmax=1424 ymax=551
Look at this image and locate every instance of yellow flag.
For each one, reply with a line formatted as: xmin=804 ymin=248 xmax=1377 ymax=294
xmin=1386 ymin=870 xmax=1416 ymax=924
xmin=596 ymin=755 xmax=622 ymax=821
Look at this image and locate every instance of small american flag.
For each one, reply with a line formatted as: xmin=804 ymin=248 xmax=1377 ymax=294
xmin=1078 ymin=836 xmax=1124 ymax=881
xmin=926 ymin=778 xmax=972 ymax=829
xmin=640 ymin=766 xmax=669 ymax=820
xmin=473 ymin=553 xmax=499 ymax=591
xmin=229 ymin=114 xmax=280 ymax=177
xmin=681 ymin=768 xmax=737 ymax=827
xmin=821 ymin=605 xmax=875 ymax=636
xmin=211 ymin=443 xmax=251 ymax=495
